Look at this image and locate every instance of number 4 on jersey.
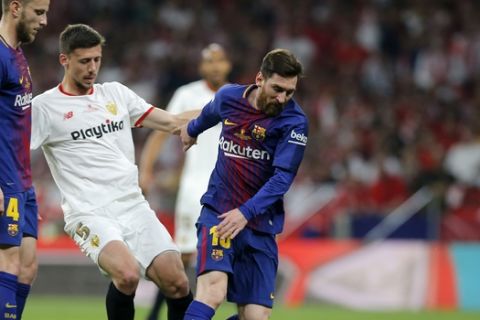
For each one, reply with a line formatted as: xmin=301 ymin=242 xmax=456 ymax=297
xmin=4 ymin=197 xmax=20 ymax=221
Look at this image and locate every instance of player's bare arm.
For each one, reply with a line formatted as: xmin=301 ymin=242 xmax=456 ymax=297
xmin=142 ymin=108 xmax=201 ymax=135
xmin=216 ymin=208 xmax=248 ymax=240
xmin=141 ymin=107 xmax=182 ymax=134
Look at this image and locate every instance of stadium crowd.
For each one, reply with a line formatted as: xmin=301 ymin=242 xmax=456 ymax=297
xmin=29 ymin=0 xmax=480 ymax=241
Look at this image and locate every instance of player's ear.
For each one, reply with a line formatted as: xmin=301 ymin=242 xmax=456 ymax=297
xmin=59 ymin=53 xmax=68 ymax=67
xmin=255 ymin=72 xmax=264 ymax=87
xmin=10 ymin=0 xmax=22 ymax=18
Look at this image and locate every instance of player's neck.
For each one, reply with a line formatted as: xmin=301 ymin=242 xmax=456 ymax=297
xmin=60 ymin=79 xmax=93 ymax=96
xmin=0 ymin=19 xmax=20 ymax=49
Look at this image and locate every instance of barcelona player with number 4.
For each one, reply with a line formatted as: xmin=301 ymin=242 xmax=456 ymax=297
xmin=0 ymin=1 xmax=49 ymax=320
xmin=180 ymin=49 xmax=308 ymax=320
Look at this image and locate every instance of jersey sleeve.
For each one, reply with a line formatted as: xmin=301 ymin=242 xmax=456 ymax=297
xmin=113 ymin=82 xmax=153 ymax=127
xmin=272 ymin=117 xmax=309 ymax=173
xmin=31 ymin=99 xmax=51 ymax=149
xmin=187 ymin=92 xmax=222 ymax=137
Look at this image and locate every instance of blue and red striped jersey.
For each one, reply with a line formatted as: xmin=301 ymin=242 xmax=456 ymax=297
xmin=188 ymin=84 xmax=308 ymax=234
xmin=0 ymin=40 xmax=33 ymax=193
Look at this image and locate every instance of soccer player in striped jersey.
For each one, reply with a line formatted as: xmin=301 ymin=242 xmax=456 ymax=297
xmin=31 ymin=24 xmax=193 ymax=320
xmin=180 ymin=49 xmax=308 ymax=320
xmin=140 ymin=43 xmax=231 ymax=320
xmin=0 ymin=1 xmax=49 ymax=319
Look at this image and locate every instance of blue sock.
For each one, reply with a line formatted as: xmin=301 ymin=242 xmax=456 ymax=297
xmin=0 ymin=272 xmax=18 ymax=320
xmin=183 ymin=300 xmax=215 ymax=320
xmin=16 ymin=282 xmax=31 ymax=319
xmin=225 ymin=315 xmax=239 ymax=320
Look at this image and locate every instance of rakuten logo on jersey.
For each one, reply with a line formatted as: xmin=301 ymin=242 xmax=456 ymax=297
xmin=289 ymin=129 xmax=307 ymax=145
xmin=71 ymin=120 xmax=124 ymax=140
xmin=14 ymin=92 xmax=32 ymax=108
xmin=219 ymin=136 xmax=271 ymax=161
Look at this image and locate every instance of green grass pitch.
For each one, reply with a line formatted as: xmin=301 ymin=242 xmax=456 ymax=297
xmin=22 ymin=295 xmax=480 ymax=320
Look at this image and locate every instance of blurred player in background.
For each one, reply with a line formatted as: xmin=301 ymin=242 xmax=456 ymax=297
xmin=0 ymin=1 xmax=49 ymax=319
xmin=180 ymin=49 xmax=308 ymax=320
xmin=30 ymin=24 xmax=193 ymax=320
xmin=139 ymin=43 xmax=231 ymax=320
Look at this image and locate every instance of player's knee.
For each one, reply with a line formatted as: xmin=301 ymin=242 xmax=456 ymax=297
xmin=161 ymin=273 xmax=189 ymax=298
xmin=196 ymin=282 xmax=226 ymax=308
xmin=112 ymin=268 xmax=140 ymax=294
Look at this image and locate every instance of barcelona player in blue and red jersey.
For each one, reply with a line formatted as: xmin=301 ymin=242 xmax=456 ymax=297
xmin=180 ymin=49 xmax=308 ymax=320
xmin=0 ymin=1 xmax=49 ymax=319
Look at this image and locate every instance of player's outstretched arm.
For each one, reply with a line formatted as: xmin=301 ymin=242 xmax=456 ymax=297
xmin=0 ymin=187 xmax=4 ymax=215
xmin=138 ymin=130 xmax=169 ymax=193
xmin=141 ymin=107 xmax=183 ymax=134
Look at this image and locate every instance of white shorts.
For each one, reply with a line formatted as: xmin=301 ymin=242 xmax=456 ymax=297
xmin=64 ymin=192 xmax=179 ymax=277
xmin=174 ymin=184 xmax=203 ymax=253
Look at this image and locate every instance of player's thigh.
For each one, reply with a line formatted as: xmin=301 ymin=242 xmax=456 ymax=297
xmin=98 ymin=240 xmax=139 ymax=280
xmin=64 ymin=212 xmax=124 ymax=270
xmin=122 ymin=198 xmax=179 ymax=277
xmin=228 ymin=231 xmax=278 ymax=308
xmin=0 ymin=190 xmax=30 ymax=273
xmin=0 ymin=246 xmax=19 ymax=274
xmin=0 ymin=191 xmax=28 ymax=247
xmin=195 ymin=214 xmax=235 ymax=276
xmin=238 ymin=304 xmax=272 ymax=320
xmin=146 ymin=250 xmax=187 ymax=294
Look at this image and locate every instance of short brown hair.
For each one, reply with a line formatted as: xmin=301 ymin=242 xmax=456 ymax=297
xmin=59 ymin=24 xmax=105 ymax=54
xmin=260 ymin=49 xmax=303 ymax=79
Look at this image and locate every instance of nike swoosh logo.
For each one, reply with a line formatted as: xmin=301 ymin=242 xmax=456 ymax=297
xmin=22 ymin=104 xmax=31 ymax=110
xmin=224 ymin=119 xmax=237 ymax=126
xmin=5 ymin=303 xmax=17 ymax=308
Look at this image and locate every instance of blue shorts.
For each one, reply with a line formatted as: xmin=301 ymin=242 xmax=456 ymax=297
xmin=196 ymin=206 xmax=278 ymax=308
xmin=0 ymin=187 xmax=38 ymax=246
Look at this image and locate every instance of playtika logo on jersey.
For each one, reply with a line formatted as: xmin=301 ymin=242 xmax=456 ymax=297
xmin=70 ymin=119 xmax=125 ymax=140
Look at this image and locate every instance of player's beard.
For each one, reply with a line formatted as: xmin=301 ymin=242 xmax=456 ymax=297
xmin=17 ymin=17 xmax=34 ymax=44
xmin=257 ymin=91 xmax=284 ymax=117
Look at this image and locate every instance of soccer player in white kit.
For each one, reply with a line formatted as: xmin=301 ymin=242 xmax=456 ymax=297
xmin=30 ymin=24 xmax=193 ymax=320
xmin=139 ymin=43 xmax=231 ymax=320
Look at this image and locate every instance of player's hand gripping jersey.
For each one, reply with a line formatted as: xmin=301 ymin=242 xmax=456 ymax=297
xmin=187 ymin=84 xmax=308 ymax=234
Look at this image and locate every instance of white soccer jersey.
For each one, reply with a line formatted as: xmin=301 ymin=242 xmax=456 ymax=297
xmin=31 ymin=82 xmax=152 ymax=214
xmin=167 ymin=80 xmax=222 ymax=251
